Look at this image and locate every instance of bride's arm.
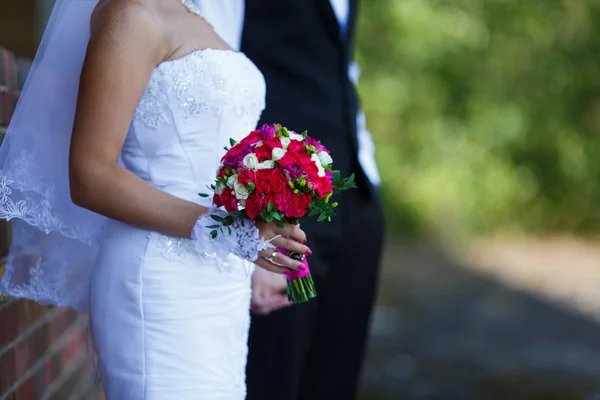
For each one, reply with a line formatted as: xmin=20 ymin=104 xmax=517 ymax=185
xmin=69 ymin=2 xmax=308 ymax=270
xmin=70 ymin=2 xmax=197 ymax=238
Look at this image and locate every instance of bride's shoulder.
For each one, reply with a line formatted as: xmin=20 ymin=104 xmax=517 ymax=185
xmin=88 ymin=0 xmax=168 ymax=63
xmin=91 ymin=0 xmax=155 ymax=28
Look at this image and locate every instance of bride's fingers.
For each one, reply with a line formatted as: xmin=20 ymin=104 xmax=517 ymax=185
xmin=257 ymin=249 xmax=303 ymax=271
xmin=254 ymin=256 xmax=290 ymax=274
xmin=275 ymin=224 xmax=306 ymax=244
xmin=270 ymin=236 xmax=310 ymax=256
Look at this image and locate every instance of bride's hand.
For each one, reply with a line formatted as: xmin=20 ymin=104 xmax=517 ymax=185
xmin=254 ymin=221 xmax=310 ymax=274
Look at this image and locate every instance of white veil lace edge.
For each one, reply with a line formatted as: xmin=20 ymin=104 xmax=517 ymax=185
xmin=0 ymin=0 xmax=103 ymax=313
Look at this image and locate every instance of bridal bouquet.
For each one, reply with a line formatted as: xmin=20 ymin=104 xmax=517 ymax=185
xmin=200 ymin=123 xmax=355 ymax=303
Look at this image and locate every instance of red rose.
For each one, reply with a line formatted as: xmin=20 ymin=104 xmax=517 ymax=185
xmin=263 ymin=137 xmax=283 ymax=151
xmin=255 ymin=168 xmax=288 ymax=194
xmin=254 ymin=169 xmax=273 ymax=193
xmin=272 ymin=187 xmax=296 ymax=215
xmin=287 ymin=140 xmax=306 ymax=155
xmin=237 ymin=169 xmax=256 ymax=186
xmin=289 ymin=192 xmax=312 ymax=218
xmin=309 ymin=176 xmax=333 ymax=199
xmin=245 ymin=193 xmax=267 ymax=219
xmin=254 ymin=145 xmax=272 ymax=162
xmin=273 ymin=190 xmax=312 ymax=218
xmin=276 ymin=152 xmax=298 ymax=167
xmin=266 ymin=169 xmax=289 ymax=193
xmin=213 ymin=193 xmax=224 ymax=208
xmin=297 ymin=153 xmax=319 ymax=178
xmin=220 ymin=187 xmax=239 ymax=212
xmin=240 ymin=130 xmax=262 ymax=145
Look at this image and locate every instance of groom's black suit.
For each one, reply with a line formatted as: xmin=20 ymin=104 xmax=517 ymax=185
xmin=242 ymin=1 xmax=385 ymax=399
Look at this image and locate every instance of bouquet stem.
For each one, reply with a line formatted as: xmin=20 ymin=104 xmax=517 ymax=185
xmin=278 ymin=248 xmax=317 ymax=303
xmin=286 ymin=273 xmax=317 ymax=303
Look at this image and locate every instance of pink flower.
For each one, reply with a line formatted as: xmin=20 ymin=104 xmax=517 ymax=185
xmin=259 ymin=124 xmax=276 ymax=140
xmin=305 ymin=136 xmax=328 ymax=153
xmin=222 ymin=143 xmax=253 ymax=169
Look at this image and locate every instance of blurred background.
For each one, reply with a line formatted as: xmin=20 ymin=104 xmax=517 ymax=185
xmin=2 ymin=0 xmax=600 ymax=399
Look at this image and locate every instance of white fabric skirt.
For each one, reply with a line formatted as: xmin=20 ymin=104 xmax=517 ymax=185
xmin=89 ymin=220 xmax=252 ymax=399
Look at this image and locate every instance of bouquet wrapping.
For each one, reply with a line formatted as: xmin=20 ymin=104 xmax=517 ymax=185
xmin=202 ymin=124 xmax=355 ymax=303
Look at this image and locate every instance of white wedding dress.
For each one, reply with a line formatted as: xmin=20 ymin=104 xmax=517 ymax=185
xmin=89 ymin=49 xmax=266 ymax=399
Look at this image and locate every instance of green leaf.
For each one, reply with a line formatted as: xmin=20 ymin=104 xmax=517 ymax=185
xmin=206 ymin=224 xmax=221 ymax=229
xmin=247 ymin=182 xmax=256 ymax=191
xmin=228 ymin=226 xmax=232 ymax=235
xmin=276 ymin=220 xmax=285 ymax=228
xmin=210 ymin=230 xmax=218 ymax=239
xmin=271 ymin=212 xmax=282 ymax=221
xmin=267 ymin=202 xmax=275 ymax=213
xmin=210 ymin=215 xmax=225 ymax=222
xmin=301 ymin=130 xmax=308 ymax=139
xmin=230 ymin=138 xmax=238 ymax=147
xmin=198 ymin=193 xmax=210 ymax=198
xmin=317 ymin=213 xmax=328 ymax=222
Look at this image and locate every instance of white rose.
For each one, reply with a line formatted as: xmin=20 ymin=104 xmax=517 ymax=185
xmin=280 ymin=137 xmax=291 ymax=150
xmin=215 ymin=182 xmax=225 ymax=195
xmin=272 ymin=148 xmax=287 ymax=161
xmin=227 ymin=174 xmax=238 ymax=188
xmin=311 ymin=153 xmax=326 ymax=177
xmin=290 ymin=133 xmax=304 ymax=141
xmin=233 ymin=180 xmax=250 ymax=200
xmin=243 ymin=153 xmax=259 ymax=170
xmin=257 ymin=160 xmax=275 ymax=169
xmin=317 ymin=151 xmax=333 ymax=167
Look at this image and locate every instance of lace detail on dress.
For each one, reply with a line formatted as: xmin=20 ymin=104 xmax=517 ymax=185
xmin=133 ymin=50 xmax=266 ymax=129
xmin=133 ymin=76 xmax=170 ymax=130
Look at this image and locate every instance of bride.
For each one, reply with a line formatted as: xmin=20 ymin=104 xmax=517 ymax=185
xmin=0 ymin=0 xmax=310 ymax=398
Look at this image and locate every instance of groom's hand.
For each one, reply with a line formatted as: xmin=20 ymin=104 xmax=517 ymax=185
xmin=251 ymin=267 xmax=292 ymax=315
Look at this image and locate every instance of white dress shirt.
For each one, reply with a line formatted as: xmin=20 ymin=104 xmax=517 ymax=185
xmin=195 ymin=0 xmax=381 ymax=186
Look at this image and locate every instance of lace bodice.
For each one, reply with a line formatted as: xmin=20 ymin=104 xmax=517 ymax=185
xmin=126 ymin=49 xmax=266 ymax=204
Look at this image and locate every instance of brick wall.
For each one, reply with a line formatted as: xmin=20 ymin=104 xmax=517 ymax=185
xmin=0 ymin=47 xmax=102 ymax=400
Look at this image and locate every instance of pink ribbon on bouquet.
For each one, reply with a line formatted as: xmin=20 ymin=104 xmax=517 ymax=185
xmin=277 ymin=247 xmax=311 ymax=279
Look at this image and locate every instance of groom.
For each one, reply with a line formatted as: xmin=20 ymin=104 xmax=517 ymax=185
xmin=243 ymin=1 xmax=385 ymax=399
xmin=195 ymin=1 xmax=385 ymax=399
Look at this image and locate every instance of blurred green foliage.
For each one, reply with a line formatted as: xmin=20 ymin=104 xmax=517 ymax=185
xmin=356 ymin=0 xmax=600 ymax=237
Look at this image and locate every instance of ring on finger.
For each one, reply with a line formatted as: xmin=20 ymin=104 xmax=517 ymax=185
xmin=265 ymin=250 xmax=279 ymax=262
